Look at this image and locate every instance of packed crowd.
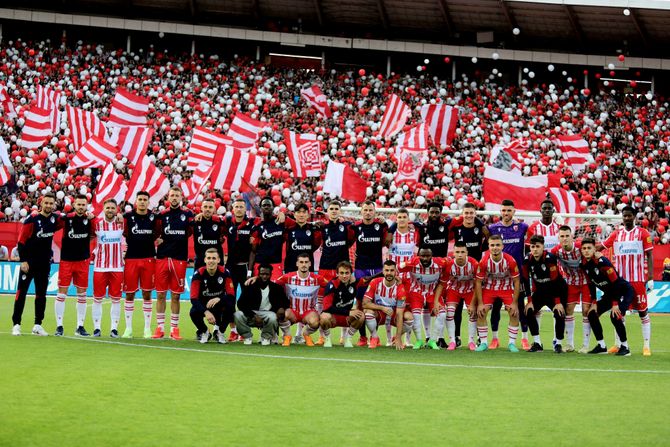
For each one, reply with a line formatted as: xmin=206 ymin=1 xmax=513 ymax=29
xmin=0 ymin=37 xmax=669 ymax=242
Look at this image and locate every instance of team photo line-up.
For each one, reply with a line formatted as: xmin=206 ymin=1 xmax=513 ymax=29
xmin=10 ymin=186 xmax=653 ymax=356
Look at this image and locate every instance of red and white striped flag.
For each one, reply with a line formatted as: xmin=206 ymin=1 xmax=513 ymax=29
xmin=20 ymin=107 xmax=53 ymax=149
xmin=125 ymin=155 xmax=171 ymax=209
xmin=186 ymin=126 xmax=232 ymax=170
xmin=394 ymin=148 xmax=427 ymax=185
xmin=108 ymin=88 xmax=150 ymax=126
xmin=300 ymin=85 xmax=331 ymax=118
xmin=489 ymin=139 xmax=527 ymax=172
xmin=209 ymin=145 xmax=262 ymax=192
xmin=180 ymin=164 xmax=215 ymax=205
xmin=284 ymin=129 xmax=322 ymax=178
xmin=105 ymin=125 xmax=154 ymax=167
xmin=0 ymin=86 xmax=17 ymax=119
xmin=36 ymin=85 xmax=61 ymax=133
xmin=69 ymin=136 xmax=119 ymax=172
xmin=66 ymin=105 xmax=105 ymax=151
xmin=549 ymin=186 xmax=581 ymax=228
xmin=92 ymin=163 xmax=128 ymax=216
xmin=395 ymin=123 xmax=430 ymax=150
xmin=483 ymin=166 xmax=548 ymax=213
xmin=420 ymin=103 xmax=458 ymax=148
xmin=227 ymin=113 xmax=264 ymax=151
xmin=0 ymin=165 xmax=11 ymax=187
xmin=554 ymin=135 xmax=592 ymax=174
xmin=379 ymin=94 xmax=410 ymax=139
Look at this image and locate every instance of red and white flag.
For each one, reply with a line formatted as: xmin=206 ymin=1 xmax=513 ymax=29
xmin=395 ymin=123 xmax=430 ymax=150
xmin=180 ymin=164 xmax=215 ymax=205
xmin=284 ymin=130 xmax=323 ymax=178
xmin=489 ymin=139 xmax=527 ymax=172
xmin=549 ymin=186 xmax=581 ymax=228
xmin=420 ymin=103 xmax=458 ymax=148
xmin=66 ymin=105 xmax=105 ymax=151
xmin=483 ymin=166 xmax=548 ymax=213
xmin=394 ymin=148 xmax=427 ymax=185
xmin=0 ymin=165 xmax=11 ymax=186
xmin=227 ymin=113 xmax=264 ymax=151
xmin=108 ymin=88 xmax=150 ymax=127
xmin=20 ymin=107 xmax=53 ymax=149
xmin=36 ymin=85 xmax=61 ymax=133
xmin=0 ymin=86 xmax=17 ymax=119
xmin=186 ymin=126 xmax=232 ymax=170
xmin=69 ymin=136 xmax=119 ymax=172
xmin=209 ymin=145 xmax=262 ymax=192
xmin=323 ymin=161 xmax=368 ymax=202
xmin=379 ymin=94 xmax=411 ymax=139
xmin=300 ymin=85 xmax=331 ymax=118
xmin=92 ymin=163 xmax=128 ymax=216
xmin=105 ymin=125 xmax=154 ymax=167
xmin=125 ymin=155 xmax=171 ymax=209
xmin=554 ymin=135 xmax=592 ymax=174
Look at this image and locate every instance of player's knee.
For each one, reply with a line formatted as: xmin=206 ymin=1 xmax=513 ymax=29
xmin=266 ymin=312 xmax=277 ymax=324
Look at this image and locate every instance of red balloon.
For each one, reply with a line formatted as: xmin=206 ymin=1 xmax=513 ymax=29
xmin=630 ymin=80 xmax=637 ymax=88
xmin=583 ymin=88 xmax=591 ymax=96
xmin=361 ymin=87 xmax=369 ymax=97
xmin=618 ymin=54 xmax=625 ymax=62
xmin=609 ymin=71 xmax=616 ymax=77
xmin=444 ymin=57 xmax=450 ymax=63
xmin=358 ymin=69 xmax=366 ymax=76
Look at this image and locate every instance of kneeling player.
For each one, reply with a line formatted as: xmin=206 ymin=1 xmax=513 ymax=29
xmin=579 ymin=238 xmax=633 ymax=356
xmin=362 ymin=260 xmax=412 ymax=350
xmin=190 ymin=249 xmax=236 ymax=343
xmin=319 ymin=261 xmax=366 ymax=348
xmin=522 ymin=235 xmax=568 ymax=353
xmin=473 ymin=235 xmax=521 ymax=352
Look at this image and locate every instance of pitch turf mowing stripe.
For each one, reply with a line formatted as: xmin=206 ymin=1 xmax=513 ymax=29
xmin=40 ymin=335 xmax=670 ymax=375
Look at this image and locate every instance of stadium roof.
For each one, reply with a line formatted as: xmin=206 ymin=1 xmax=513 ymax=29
xmin=3 ymin=0 xmax=670 ymax=57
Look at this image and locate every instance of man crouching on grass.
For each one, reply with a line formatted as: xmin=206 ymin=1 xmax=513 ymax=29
xmin=190 ymin=249 xmax=236 ymax=344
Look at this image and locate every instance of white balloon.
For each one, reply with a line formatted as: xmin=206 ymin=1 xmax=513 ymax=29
xmin=471 ymin=57 xmax=478 ymax=63
xmin=512 ymin=27 xmax=520 ymax=35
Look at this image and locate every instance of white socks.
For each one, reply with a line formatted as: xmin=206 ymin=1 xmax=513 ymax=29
xmin=55 ymin=293 xmax=66 ymax=327
xmin=110 ymin=299 xmax=121 ymax=331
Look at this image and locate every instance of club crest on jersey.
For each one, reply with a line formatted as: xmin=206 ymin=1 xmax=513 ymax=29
xmin=50 ymin=216 xmax=55 ymax=224
xmin=83 ymin=219 xmax=88 ymax=225
xmin=513 ymin=225 xmax=518 ymax=231
xmin=439 ymin=226 xmax=444 ymax=232
xmin=180 ymin=214 xmax=186 ymax=221
xmin=474 ymin=228 xmax=479 ymax=235
xmin=541 ymin=264 xmax=546 ymax=271
xmin=339 ymin=225 xmax=344 ymax=232
xmin=306 ymin=230 xmax=311 ymax=236
xmin=348 ymin=286 xmax=354 ymax=294
xmin=149 ymin=214 xmax=154 ymax=221
xmin=212 ymin=224 xmax=218 ymax=231
xmin=374 ymin=224 xmax=380 ymax=231
xmin=218 ymin=277 xmax=223 ymax=284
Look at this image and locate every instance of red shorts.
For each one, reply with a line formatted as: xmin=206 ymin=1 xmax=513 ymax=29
xmin=446 ymin=289 xmax=474 ymax=307
xmin=289 ymin=308 xmax=318 ymax=322
xmin=155 ymin=258 xmax=187 ymax=294
xmin=482 ymin=289 xmax=514 ymax=307
xmin=124 ymin=258 xmax=155 ymax=293
xmin=567 ymin=284 xmax=590 ymax=305
xmin=630 ymin=281 xmax=648 ymax=312
xmin=254 ymin=263 xmax=283 ymax=282
xmin=58 ymin=260 xmax=89 ymax=289
xmin=408 ymin=292 xmax=436 ymax=312
xmin=93 ymin=271 xmax=123 ymax=299
xmin=329 ymin=314 xmax=350 ymax=327
xmin=318 ymin=269 xmax=337 ymax=283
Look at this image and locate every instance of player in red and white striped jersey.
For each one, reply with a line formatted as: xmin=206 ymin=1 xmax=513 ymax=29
xmin=600 ymin=206 xmax=653 ymax=355
xmin=551 ymin=226 xmax=591 ymax=352
xmin=432 ymin=242 xmax=479 ymax=351
xmin=473 ymin=234 xmax=521 ymax=352
xmin=362 ymin=260 xmax=412 ymax=350
xmin=274 ymin=254 xmax=328 ymax=347
xmin=397 ymin=247 xmax=446 ymax=349
xmin=526 ymin=200 xmax=561 ymax=252
xmin=92 ymin=199 xmax=125 ymax=338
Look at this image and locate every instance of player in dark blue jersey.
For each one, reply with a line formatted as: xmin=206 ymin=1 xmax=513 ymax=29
xmin=317 ymin=200 xmax=355 ymax=282
xmin=193 ymin=198 xmax=225 ymax=269
xmin=249 ymin=197 xmax=292 ymax=280
xmin=283 ymin=202 xmax=321 ymax=273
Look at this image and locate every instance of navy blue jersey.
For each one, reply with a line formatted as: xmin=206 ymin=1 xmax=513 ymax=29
xmin=319 ymin=220 xmax=354 ymax=270
xmin=155 ymin=207 xmax=194 ymax=261
xmin=521 ymin=252 xmax=566 ymax=296
xmin=322 ymin=278 xmax=366 ymax=315
xmin=351 ymin=221 xmax=388 ymax=270
xmin=189 ymin=266 xmax=235 ymax=313
xmin=284 ymin=224 xmax=322 ymax=273
xmin=60 ymin=213 xmax=94 ymax=262
xmin=413 ymin=218 xmax=455 ymax=257
xmin=451 ymin=221 xmax=487 ymax=261
xmin=123 ymin=211 xmax=157 ymax=259
xmin=251 ymin=218 xmax=288 ymax=265
xmin=194 ymin=218 xmax=225 ymax=265
xmin=17 ymin=213 xmax=62 ymax=264
xmin=580 ymin=255 xmax=630 ymax=298
xmin=223 ymin=215 xmax=256 ymax=266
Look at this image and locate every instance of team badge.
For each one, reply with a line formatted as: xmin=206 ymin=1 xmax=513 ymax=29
xmin=22 ymin=274 xmax=26 ymax=280
xmin=374 ymin=224 xmax=380 ymax=231
xmin=50 ymin=216 xmax=55 ymax=224
xmin=513 ymin=225 xmax=518 ymax=231
xmin=83 ymin=219 xmax=88 ymax=225
xmin=474 ymin=228 xmax=479 ymax=235
xmin=439 ymin=226 xmax=444 ymax=232
xmin=180 ymin=214 xmax=186 ymax=221
xmin=212 ymin=224 xmax=218 ymax=231
xmin=149 ymin=215 xmax=154 ymax=221
xmin=306 ymin=230 xmax=311 ymax=236
xmin=218 ymin=277 xmax=224 ymax=284
xmin=339 ymin=225 xmax=344 ymax=232
xmin=348 ymin=286 xmax=354 ymax=294
xmin=541 ymin=265 xmax=546 ymax=271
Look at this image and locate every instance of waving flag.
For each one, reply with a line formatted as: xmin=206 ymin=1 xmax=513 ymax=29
xmin=105 ymin=125 xmax=154 ymax=167
xmin=0 ymin=86 xmax=16 ymax=119
xmin=125 ymin=156 xmax=170 ymax=209
xmin=554 ymin=135 xmax=592 ymax=174
xmin=395 ymin=123 xmax=430 ymax=150
xmin=69 ymin=136 xmax=119 ymax=172
xmin=394 ymin=148 xmax=428 ymax=185
xmin=549 ymin=186 xmax=581 ymax=228
xmin=20 ymin=107 xmax=53 ymax=149
xmin=108 ymin=88 xmax=150 ymax=126
xmin=483 ymin=166 xmax=548 ymax=213
xmin=300 ymin=85 xmax=331 ymax=118
xmin=489 ymin=139 xmax=527 ymax=172
xmin=0 ymin=165 xmax=11 ymax=187
xmin=209 ymin=145 xmax=263 ymax=192
xmin=379 ymin=94 xmax=410 ymax=139
xmin=284 ymin=129 xmax=323 ymax=178
xmin=180 ymin=164 xmax=215 ymax=205
xmin=420 ymin=103 xmax=458 ymax=148
xmin=36 ymin=85 xmax=61 ymax=132
xmin=227 ymin=113 xmax=264 ymax=151
xmin=92 ymin=163 xmax=128 ymax=216
xmin=323 ymin=161 xmax=368 ymax=202
xmin=66 ymin=105 xmax=105 ymax=151
xmin=186 ymin=127 xmax=232 ymax=170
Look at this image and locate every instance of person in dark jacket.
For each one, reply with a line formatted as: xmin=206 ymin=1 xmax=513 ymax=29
xmin=234 ymin=264 xmax=289 ymax=345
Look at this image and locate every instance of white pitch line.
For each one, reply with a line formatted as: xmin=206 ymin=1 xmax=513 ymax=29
xmin=36 ymin=335 xmax=668 ymax=375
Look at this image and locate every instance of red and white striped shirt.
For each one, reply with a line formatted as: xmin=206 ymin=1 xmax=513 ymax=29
xmin=364 ymin=277 xmax=407 ymax=309
xmin=550 ymin=243 xmax=588 ymax=286
xmin=94 ymin=218 xmax=124 ymax=272
xmin=398 ymin=257 xmax=446 ymax=296
xmin=388 ymin=227 xmax=419 ymax=265
xmin=526 ymin=220 xmax=561 ymax=251
xmin=276 ymin=272 xmax=327 ymax=314
xmin=476 ymin=252 xmax=519 ymax=291
xmin=602 ymin=227 xmax=653 ymax=283
xmin=440 ymin=257 xmax=478 ymax=294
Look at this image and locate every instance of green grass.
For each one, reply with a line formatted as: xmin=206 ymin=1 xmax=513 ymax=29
xmin=1 ymin=295 xmax=669 ymax=446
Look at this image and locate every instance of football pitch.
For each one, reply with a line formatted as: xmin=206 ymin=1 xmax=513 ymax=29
xmin=1 ymin=296 xmax=668 ymax=446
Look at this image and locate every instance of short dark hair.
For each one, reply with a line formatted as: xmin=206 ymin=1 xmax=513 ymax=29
xmin=258 ymin=264 xmax=273 ymax=273
xmin=297 ymin=253 xmax=311 ymax=261
xmin=42 ymin=192 xmax=56 ymax=201
xmin=137 ymin=191 xmax=150 ymax=199
xmin=428 ymin=202 xmax=442 ymax=211
xmin=622 ymin=206 xmax=635 ymax=215
xmin=559 ymin=225 xmax=572 ymax=233
xmin=294 ymin=202 xmax=309 ymax=212
xmin=103 ymin=198 xmax=117 ymax=206
xmin=418 ymin=246 xmax=432 ymax=255
xmin=336 ymin=261 xmax=353 ymax=272
xmin=529 ymin=235 xmax=545 ymax=245
xmin=169 ymin=186 xmax=182 ymax=194
xmin=501 ymin=199 xmax=515 ymax=207
xmin=453 ymin=241 xmax=467 ymax=249
xmin=261 ymin=197 xmax=274 ymax=205
xmin=541 ymin=199 xmax=555 ymax=208
xmin=581 ymin=237 xmax=596 ymax=247
xmin=397 ymin=207 xmax=409 ymax=216
xmin=201 ymin=197 xmax=215 ymax=204
xmin=74 ymin=194 xmax=87 ymax=201
xmin=362 ymin=200 xmax=375 ymax=208
xmin=463 ymin=202 xmax=476 ymax=209
xmin=327 ymin=200 xmax=341 ymax=208
xmin=488 ymin=234 xmax=503 ymax=242
xmin=232 ymin=197 xmax=246 ymax=205
xmin=383 ymin=259 xmax=397 ymax=268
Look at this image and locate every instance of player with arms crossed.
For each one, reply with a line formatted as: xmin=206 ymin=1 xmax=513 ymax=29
xmin=473 ymin=234 xmax=521 ymax=352
xmin=579 ymin=238 xmax=633 ymax=356
xmin=319 ymin=261 xmax=366 ymax=348
xmin=432 ymin=242 xmax=479 ymax=350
